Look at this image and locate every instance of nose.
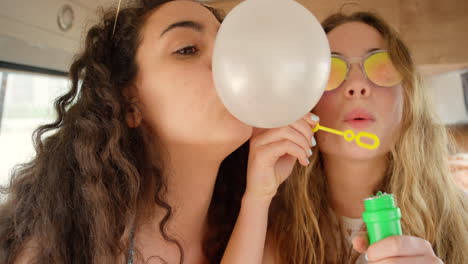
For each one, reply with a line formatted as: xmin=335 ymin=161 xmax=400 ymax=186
xmin=343 ymin=63 xmax=371 ymax=99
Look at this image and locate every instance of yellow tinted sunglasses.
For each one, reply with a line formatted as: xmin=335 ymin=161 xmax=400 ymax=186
xmin=325 ymin=50 xmax=403 ymax=92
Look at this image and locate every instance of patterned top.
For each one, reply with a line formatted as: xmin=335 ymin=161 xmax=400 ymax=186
xmin=126 ymin=218 xmax=367 ymax=263
xmin=342 ymin=216 xmax=367 ymax=264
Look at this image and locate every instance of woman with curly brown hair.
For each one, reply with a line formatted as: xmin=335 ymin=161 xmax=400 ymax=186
xmin=0 ymin=1 xmax=316 ymax=263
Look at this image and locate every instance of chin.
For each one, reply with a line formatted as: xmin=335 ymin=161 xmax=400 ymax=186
xmin=321 ymin=139 xmax=388 ymax=162
xmin=225 ymin=122 xmax=252 ymax=146
xmin=343 ymin=147 xmax=384 ymax=161
xmin=223 ymin=112 xmax=253 ymax=137
xmin=209 ymin=119 xmax=251 ymax=149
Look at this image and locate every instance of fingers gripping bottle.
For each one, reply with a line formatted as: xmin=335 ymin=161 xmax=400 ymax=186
xmin=362 ymin=191 xmax=402 ymax=245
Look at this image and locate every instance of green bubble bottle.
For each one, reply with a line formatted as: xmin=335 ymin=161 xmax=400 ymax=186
xmin=362 ymin=191 xmax=402 ymax=245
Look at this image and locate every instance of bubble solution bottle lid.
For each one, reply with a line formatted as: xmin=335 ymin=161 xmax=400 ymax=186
xmin=362 ymin=191 xmax=402 ymax=244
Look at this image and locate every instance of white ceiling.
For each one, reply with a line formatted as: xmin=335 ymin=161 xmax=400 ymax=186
xmin=69 ymin=0 xmax=116 ymax=11
xmin=69 ymin=0 xmax=220 ymax=11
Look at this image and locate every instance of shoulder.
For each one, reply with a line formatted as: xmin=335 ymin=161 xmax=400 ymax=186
xmin=12 ymin=238 xmax=39 ymax=264
xmin=262 ymin=235 xmax=278 ymax=264
xmin=449 ymin=153 xmax=468 ymax=192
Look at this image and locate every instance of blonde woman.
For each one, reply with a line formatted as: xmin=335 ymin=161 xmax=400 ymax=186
xmin=266 ymin=12 xmax=468 ymax=264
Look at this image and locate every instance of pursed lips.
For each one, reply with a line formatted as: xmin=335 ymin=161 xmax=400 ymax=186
xmin=344 ymin=108 xmax=376 ymax=130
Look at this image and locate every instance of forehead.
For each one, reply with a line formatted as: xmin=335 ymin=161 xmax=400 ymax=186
xmin=327 ymin=22 xmax=386 ymax=57
xmin=141 ymin=0 xmax=219 ymax=36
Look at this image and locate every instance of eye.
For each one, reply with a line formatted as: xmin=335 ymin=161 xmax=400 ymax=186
xmin=174 ymin=45 xmax=199 ymax=56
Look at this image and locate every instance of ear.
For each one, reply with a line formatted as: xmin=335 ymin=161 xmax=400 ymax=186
xmin=123 ymin=87 xmax=142 ymax=128
xmin=126 ymin=98 xmax=142 ymax=128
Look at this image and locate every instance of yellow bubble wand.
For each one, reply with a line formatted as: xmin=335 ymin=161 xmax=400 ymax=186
xmin=312 ymin=124 xmax=380 ymax=150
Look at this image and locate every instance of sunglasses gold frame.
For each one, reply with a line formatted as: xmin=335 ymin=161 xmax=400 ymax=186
xmin=327 ymin=49 xmax=402 ymax=91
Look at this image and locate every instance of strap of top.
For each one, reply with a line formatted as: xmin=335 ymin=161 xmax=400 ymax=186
xmin=127 ymin=228 xmax=135 ymax=264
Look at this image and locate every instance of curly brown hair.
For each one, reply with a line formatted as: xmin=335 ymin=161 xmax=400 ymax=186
xmin=0 ymin=1 xmax=248 ymax=263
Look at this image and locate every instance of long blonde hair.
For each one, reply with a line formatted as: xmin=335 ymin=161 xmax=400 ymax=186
xmin=269 ymin=11 xmax=468 ymax=264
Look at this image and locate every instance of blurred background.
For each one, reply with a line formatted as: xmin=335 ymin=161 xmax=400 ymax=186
xmin=0 ymin=0 xmax=467 ymax=190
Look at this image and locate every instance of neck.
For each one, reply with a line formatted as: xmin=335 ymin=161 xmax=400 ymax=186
xmin=161 ymin=143 xmax=226 ymax=246
xmin=322 ymin=153 xmax=388 ymax=218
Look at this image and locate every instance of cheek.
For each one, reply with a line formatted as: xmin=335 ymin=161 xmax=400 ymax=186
xmin=377 ymin=85 xmax=404 ymax=126
xmin=140 ymin=64 xmax=212 ymax=112
xmin=136 ymin=63 xmax=221 ymax=140
xmin=313 ymin=91 xmax=341 ymax=125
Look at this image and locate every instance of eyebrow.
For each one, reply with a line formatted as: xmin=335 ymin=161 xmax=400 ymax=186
xmin=331 ymin=48 xmax=381 ymax=56
xmin=160 ymin=20 xmax=204 ymax=38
